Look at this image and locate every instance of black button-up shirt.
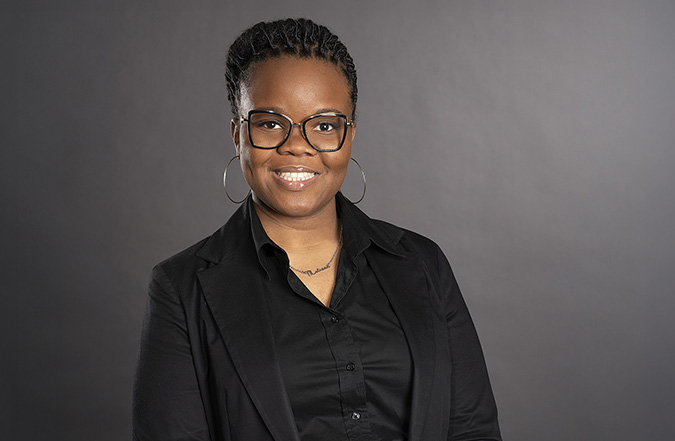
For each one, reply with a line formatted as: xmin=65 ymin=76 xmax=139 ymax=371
xmin=249 ymin=196 xmax=413 ymax=441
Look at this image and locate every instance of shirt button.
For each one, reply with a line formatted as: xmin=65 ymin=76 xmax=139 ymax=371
xmin=331 ymin=316 xmax=339 ymax=323
xmin=346 ymin=362 xmax=355 ymax=371
xmin=351 ymin=412 xmax=361 ymax=420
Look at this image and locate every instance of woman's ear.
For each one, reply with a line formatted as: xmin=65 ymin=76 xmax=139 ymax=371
xmin=350 ymin=121 xmax=357 ymax=141
xmin=230 ymin=118 xmax=241 ymax=155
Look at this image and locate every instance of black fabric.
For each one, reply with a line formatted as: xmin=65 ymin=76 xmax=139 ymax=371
xmin=132 ymin=193 xmax=502 ymax=441
xmin=250 ymin=197 xmax=413 ymax=441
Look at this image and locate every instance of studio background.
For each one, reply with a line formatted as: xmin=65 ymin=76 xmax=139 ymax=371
xmin=2 ymin=1 xmax=674 ymax=440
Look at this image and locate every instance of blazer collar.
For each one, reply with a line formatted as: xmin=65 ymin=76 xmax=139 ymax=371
xmin=196 ymin=197 xmax=253 ymax=264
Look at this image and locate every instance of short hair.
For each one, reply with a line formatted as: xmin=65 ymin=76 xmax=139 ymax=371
xmin=225 ymin=18 xmax=357 ymax=118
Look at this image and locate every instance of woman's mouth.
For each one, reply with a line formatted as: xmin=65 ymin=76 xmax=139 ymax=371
xmin=273 ymin=167 xmax=320 ymax=190
xmin=275 ymin=171 xmax=318 ymax=182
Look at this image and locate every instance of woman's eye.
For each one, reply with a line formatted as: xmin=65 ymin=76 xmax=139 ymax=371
xmin=256 ymin=120 xmax=284 ymax=130
xmin=314 ymin=121 xmax=337 ymax=132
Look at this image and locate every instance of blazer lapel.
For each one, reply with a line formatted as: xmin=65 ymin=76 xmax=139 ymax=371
xmin=365 ymin=247 xmax=436 ymax=441
xmin=197 ymin=244 xmax=300 ymax=441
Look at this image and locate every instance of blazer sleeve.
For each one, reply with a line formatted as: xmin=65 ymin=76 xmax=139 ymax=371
xmin=433 ymin=246 xmax=502 ymax=441
xmin=132 ymin=265 xmax=211 ymax=441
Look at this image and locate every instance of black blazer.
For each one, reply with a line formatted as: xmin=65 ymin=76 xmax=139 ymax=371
xmin=132 ymin=195 xmax=501 ymax=441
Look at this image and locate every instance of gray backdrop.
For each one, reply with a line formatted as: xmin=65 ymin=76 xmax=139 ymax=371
xmin=2 ymin=1 xmax=674 ymax=440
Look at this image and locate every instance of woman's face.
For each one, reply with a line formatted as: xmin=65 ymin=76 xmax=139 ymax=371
xmin=231 ymin=56 xmax=355 ymax=220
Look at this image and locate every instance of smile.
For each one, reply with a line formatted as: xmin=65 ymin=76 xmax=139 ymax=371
xmin=275 ymin=171 xmax=318 ymax=182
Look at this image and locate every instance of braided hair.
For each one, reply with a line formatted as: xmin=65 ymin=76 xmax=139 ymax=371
xmin=225 ymin=18 xmax=358 ymax=118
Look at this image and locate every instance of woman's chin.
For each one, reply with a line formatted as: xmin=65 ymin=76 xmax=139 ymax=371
xmin=253 ymin=190 xmax=337 ymax=220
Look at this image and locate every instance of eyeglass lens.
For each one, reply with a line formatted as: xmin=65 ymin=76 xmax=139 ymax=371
xmin=248 ymin=112 xmax=347 ymax=151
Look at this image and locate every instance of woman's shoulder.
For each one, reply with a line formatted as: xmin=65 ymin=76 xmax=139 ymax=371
xmin=368 ymin=217 xmax=444 ymax=258
xmin=152 ymin=203 xmax=253 ymax=282
xmin=339 ymin=194 xmax=442 ymax=258
xmin=150 ymin=235 xmax=213 ymax=285
xmin=156 ymin=234 xmax=211 ymax=268
xmin=365 ymin=217 xmax=457 ymax=294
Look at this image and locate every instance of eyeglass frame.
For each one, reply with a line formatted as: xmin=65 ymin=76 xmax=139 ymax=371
xmin=237 ymin=109 xmax=355 ymax=152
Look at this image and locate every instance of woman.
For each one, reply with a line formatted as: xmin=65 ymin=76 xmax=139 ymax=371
xmin=133 ymin=18 xmax=501 ymax=441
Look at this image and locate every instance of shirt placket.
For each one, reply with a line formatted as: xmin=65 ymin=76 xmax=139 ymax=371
xmin=321 ymin=310 xmax=373 ymax=440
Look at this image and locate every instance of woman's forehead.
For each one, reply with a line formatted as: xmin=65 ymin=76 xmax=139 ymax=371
xmin=240 ymin=56 xmax=351 ymax=115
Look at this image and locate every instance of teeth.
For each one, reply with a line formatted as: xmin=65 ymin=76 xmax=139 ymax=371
xmin=276 ymin=171 xmax=316 ymax=182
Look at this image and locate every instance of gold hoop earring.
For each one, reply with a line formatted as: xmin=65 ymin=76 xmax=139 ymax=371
xmin=346 ymin=157 xmax=367 ymax=204
xmin=223 ymin=155 xmax=250 ymax=204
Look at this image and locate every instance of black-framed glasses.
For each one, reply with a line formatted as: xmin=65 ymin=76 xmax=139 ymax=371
xmin=240 ymin=110 xmax=354 ymax=152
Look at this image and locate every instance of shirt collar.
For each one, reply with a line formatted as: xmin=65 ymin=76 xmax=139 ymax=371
xmin=247 ymin=196 xmax=281 ymax=279
xmin=247 ymin=192 xmax=406 ymax=277
xmin=335 ymin=192 xmax=405 ymax=259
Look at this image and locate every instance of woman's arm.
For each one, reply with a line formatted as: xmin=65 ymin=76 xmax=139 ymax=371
xmin=132 ymin=265 xmax=211 ymax=441
xmin=434 ymin=246 xmax=502 ymax=441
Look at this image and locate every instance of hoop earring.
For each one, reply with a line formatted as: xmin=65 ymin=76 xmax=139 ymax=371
xmin=223 ymin=155 xmax=250 ymax=204
xmin=347 ymin=157 xmax=367 ymax=204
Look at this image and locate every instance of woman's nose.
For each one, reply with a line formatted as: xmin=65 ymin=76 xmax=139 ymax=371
xmin=277 ymin=124 xmax=315 ymax=155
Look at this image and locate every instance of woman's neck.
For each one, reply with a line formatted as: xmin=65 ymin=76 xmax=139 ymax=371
xmin=252 ymin=197 xmax=341 ymax=253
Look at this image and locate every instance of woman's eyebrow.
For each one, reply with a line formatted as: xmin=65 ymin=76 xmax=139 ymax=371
xmin=251 ymin=107 xmax=346 ymax=115
xmin=313 ymin=108 xmax=343 ymax=114
xmin=251 ymin=106 xmax=284 ymax=112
